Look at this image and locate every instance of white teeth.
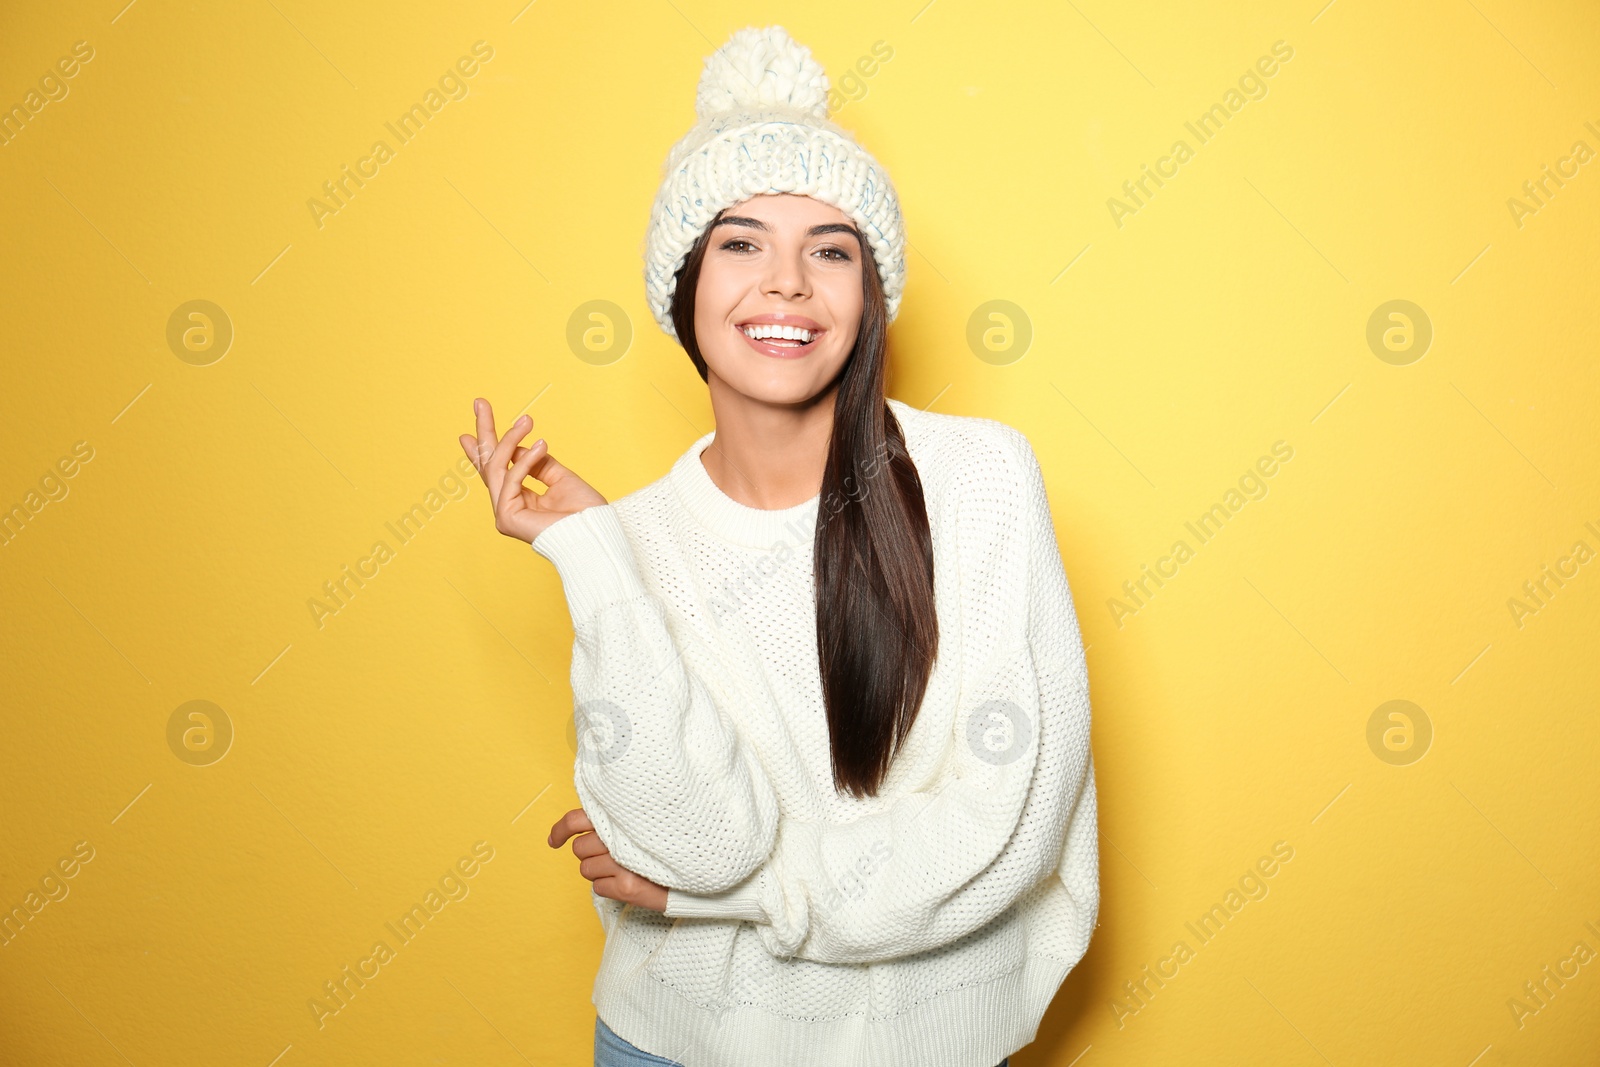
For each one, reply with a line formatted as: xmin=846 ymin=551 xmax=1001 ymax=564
xmin=742 ymin=323 xmax=815 ymax=343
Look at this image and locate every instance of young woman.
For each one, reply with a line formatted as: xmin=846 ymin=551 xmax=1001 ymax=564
xmin=460 ymin=26 xmax=1097 ymax=1067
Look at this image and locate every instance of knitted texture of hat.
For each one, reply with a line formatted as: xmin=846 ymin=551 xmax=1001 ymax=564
xmin=642 ymin=25 xmax=906 ymax=343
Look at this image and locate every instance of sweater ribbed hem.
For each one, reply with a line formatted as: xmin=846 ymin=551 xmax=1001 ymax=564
xmin=529 ymin=504 xmax=649 ymax=627
xmin=591 ymin=924 xmax=1074 ymax=1067
xmin=664 ymin=867 xmax=771 ymax=923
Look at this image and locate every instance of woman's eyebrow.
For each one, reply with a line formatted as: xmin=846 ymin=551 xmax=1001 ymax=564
xmin=712 ymin=216 xmax=860 ymax=239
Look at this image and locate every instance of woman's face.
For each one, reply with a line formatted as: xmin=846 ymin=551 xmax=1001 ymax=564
xmin=692 ymin=193 xmax=865 ymax=407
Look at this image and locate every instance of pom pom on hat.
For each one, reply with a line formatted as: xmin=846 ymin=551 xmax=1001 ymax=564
xmin=642 ymin=25 xmax=907 ymax=343
xmin=694 ymin=25 xmax=831 ymax=120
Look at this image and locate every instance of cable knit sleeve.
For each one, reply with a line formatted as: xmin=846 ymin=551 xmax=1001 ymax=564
xmin=531 ymin=505 xmax=781 ymax=895
xmin=664 ymin=428 xmax=1097 ymax=965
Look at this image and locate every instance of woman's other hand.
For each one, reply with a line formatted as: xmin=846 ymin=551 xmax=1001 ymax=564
xmin=548 ymin=807 xmax=669 ymax=912
xmin=459 ymin=397 xmax=607 ymax=545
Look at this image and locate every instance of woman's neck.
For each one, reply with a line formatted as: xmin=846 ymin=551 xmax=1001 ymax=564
xmin=699 ymin=386 xmax=837 ymax=511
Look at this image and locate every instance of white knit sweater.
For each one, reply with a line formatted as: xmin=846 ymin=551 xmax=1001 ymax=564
xmin=531 ymin=397 xmax=1098 ymax=1067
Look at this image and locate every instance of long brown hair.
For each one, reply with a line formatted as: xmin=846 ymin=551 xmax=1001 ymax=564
xmin=668 ymin=207 xmax=939 ymax=798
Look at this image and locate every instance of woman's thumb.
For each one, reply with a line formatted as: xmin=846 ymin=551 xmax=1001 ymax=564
xmin=530 ymin=444 xmax=570 ymax=485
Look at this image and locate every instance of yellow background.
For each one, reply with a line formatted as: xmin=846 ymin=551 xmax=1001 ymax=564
xmin=2 ymin=0 xmax=1597 ymax=1063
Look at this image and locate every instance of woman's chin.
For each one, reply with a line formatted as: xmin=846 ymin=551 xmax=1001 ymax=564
xmin=720 ymin=377 xmax=835 ymax=409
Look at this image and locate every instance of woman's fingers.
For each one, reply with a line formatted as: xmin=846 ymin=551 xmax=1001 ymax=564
xmin=465 ymin=399 xmax=503 ymax=493
xmin=464 ymin=401 xmax=546 ymax=497
xmin=524 ymin=445 xmax=574 ymax=492
xmin=547 ymin=806 xmax=594 ymax=848
xmin=460 ymin=436 xmax=536 ymax=473
xmin=474 ymin=412 xmax=530 ymax=506
xmin=544 ymin=807 xmax=663 ymax=911
xmin=585 ymin=862 xmax=668 ymax=912
xmin=470 ymin=398 xmax=526 ymax=490
xmin=487 ymin=413 xmax=532 ymax=479
xmin=579 ymin=852 xmax=629 ymax=883
xmin=473 ymin=398 xmax=497 ymax=469
xmin=496 ymin=435 xmax=548 ymax=517
xmin=568 ymin=831 xmax=610 ymax=860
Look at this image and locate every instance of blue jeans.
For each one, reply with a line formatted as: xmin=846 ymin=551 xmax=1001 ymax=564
xmin=595 ymin=1016 xmax=1009 ymax=1066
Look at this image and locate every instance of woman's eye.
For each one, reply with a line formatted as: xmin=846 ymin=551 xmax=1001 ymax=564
xmin=718 ymin=239 xmax=850 ymax=261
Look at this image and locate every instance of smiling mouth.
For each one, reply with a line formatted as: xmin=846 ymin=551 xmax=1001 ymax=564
xmin=736 ymin=323 xmax=824 ymax=357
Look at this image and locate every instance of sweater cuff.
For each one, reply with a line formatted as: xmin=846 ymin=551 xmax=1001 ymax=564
xmin=530 ymin=505 xmax=650 ymax=626
xmin=664 ymin=867 xmax=772 ymax=924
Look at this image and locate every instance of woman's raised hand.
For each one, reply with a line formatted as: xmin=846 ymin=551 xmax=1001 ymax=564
xmin=459 ymin=397 xmax=607 ymax=545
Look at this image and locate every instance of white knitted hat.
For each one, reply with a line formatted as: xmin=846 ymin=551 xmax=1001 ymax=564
xmin=642 ymin=25 xmax=906 ymax=343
